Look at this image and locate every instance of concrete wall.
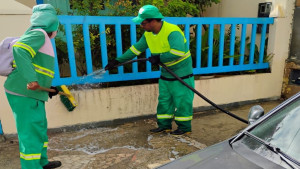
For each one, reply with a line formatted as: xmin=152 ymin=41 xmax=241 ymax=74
xmin=0 ymin=1 xmax=32 ymax=41
xmin=0 ymin=0 xmax=296 ymax=134
xmin=204 ymin=0 xmax=290 ymax=18
xmin=204 ymin=0 xmax=265 ymax=17
xmin=0 ymin=1 xmax=33 ymax=134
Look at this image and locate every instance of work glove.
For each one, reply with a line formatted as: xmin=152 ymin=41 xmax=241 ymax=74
xmin=105 ymin=59 xmax=120 ymax=71
xmin=48 ymin=86 xmax=59 ymax=99
xmin=148 ymin=55 xmax=160 ymax=65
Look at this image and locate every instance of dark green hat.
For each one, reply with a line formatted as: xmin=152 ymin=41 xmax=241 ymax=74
xmin=132 ymin=5 xmax=164 ymax=24
xmin=30 ymin=4 xmax=59 ymax=33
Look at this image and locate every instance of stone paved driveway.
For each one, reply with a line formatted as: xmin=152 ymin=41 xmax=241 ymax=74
xmin=0 ymin=100 xmax=281 ymax=169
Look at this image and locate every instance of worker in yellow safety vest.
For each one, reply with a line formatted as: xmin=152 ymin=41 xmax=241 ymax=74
xmin=105 ymin=5 xmax=195 ymax=135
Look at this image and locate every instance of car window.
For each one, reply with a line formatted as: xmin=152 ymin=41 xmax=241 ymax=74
xmin=241 ymin=97 xmax=300 ymax=164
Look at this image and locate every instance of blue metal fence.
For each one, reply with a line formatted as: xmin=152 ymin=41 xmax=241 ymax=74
xmin=0 ymin=120 xmax=3 ymax=135
xmin=52 ymin=16 xmax=274 ymax=86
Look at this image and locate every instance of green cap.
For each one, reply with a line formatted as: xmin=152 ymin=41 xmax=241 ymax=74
xmin=30 ymin=4 xmax=59 ymax=33
xmin=132 ymin=5 xmax=164 ymax=24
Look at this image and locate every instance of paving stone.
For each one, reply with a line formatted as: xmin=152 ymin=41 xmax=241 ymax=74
xmin=0 ymin=100 xmax=281 ymax=169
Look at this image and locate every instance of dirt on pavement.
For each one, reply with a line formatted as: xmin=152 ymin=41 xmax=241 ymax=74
xmin=0 ymin=100 xmax=282 ymax=169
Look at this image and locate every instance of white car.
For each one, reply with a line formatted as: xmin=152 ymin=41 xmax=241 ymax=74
xmin=158 ymin=92 xmax=300 ymax=169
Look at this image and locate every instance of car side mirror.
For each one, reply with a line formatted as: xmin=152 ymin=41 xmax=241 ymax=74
xmin=248 ymin=105 xmax=264 ymax=124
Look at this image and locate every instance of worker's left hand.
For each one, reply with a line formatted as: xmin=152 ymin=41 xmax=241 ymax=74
xmin=48 ymin=86 xmax=59 ymax=99
xmin=149 ymin=55 xmax=160 ymax=65
xmin=105 ymin=59 xmax=120 ymax=71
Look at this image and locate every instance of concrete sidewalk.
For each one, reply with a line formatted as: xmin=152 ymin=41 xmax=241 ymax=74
xmin=0 ymin=100 xmax=281 ymax=169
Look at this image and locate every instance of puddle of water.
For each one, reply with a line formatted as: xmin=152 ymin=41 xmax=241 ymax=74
xmin=47 ymin=122 xmax=205 ymax=157
xmin=66 ymin=128 xmax=118 ymax=141
xmin=49 ymin=145 xmax=142 ymax=155
xmin=48 ymin=127 xmax=150 ymax=155
xmin=147 ymin=135 xmax=153 ymax=142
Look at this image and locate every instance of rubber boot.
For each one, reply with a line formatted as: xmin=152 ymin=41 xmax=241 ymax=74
xmin=170 ymin=129 xmax=191 ymax=135
xmin=150 ymin=127 xmax=172 ymax=133
xmin=43 ymin=161 xmax=62 ymax=169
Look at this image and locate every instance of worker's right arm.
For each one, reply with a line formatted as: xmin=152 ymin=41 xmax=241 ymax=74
xmin=116 ymin=34 xmax=148 ymax=63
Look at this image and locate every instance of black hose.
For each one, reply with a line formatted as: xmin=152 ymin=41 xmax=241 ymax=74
xmin=114 ymin=58 xmax=248 ymax=124
xmin=115 ymin=58 xmax=149 ymax=67
xmin=158 ymin=62 xmax=248 ymax=124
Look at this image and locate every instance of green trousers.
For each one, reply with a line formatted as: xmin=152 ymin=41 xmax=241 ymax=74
xmin=6 ymin=93 xmax=49 ymax=169
xmin=157 ymin=76 xmax=195 ymax=132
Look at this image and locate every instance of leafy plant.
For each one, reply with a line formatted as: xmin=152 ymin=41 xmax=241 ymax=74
xmin=56 ymin=0 xmax=220 ymax=77
xmin=189 ymin=24 xmax=271 ymax=73
xmin=54 ymin=0 xmax=272 ymax=84
xmin=190 ymin=25 xmax=240 ymax=68
xmin=183 ymin=0 xmax=220 ymax=17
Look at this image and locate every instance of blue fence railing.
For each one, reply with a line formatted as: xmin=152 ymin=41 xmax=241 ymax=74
xmin=0 ymin=120 xmax=3 ymax=135
xmin=52 ymin=16 xmax=274 ymax=86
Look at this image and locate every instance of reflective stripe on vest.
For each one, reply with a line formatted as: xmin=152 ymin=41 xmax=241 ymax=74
xmin=20 ymin=152 xmax=41 ymax=160
xmin=12 ymin=62 xmax=54 ymax=78
xmin=130 ymin=45 xmax=141 ymax=55
xmin=157 ymin=114 xmax=173 ymax=119
xmin=174 ymin=116 xmax=193 ymax=121
xmin=164 ymin=51 xmax=191 ymax=67
xmin=170 ymin=49 xmax=185 ymax=56
xmin=33 ymin=63 xmax=54 ymax=78
xmin=13 ymin=42 xmax=36 ymax=58
xmin=144 ymin=21 xmax=190 ymax=66
xmin=12 ymin=29 xmax=55 ymax=79
xmin=43 ymin=142 xmax=48 ymax=148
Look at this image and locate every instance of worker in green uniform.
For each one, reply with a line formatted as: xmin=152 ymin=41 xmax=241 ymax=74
xmin=4 ymin=4 xmax=62 ymax=169
xmin=105 ymin=5 xmax=195 ymax=135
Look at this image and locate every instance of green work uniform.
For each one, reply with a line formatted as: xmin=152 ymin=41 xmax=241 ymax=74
xmin=4 ymin=29 xmax=55 ymax=169
xmin=116 ymin=21 xmax=194 ymax=132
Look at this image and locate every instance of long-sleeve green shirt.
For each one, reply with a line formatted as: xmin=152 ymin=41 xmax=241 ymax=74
xmin=4 ymin=30 xmax=55 ymax=101
xmin=116 ymin=22 xmax=193 ymax=78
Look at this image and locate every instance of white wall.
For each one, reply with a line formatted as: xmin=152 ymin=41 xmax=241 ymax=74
xmin=0 ymin=0 xmax=33 ymax=133
xmin=204 ymin=0 xmax=287 ymax=18
xmin=0 ymin=0 xmax=296 ymax=134
xmin=0 ymin=0 xmax=32 ymax=41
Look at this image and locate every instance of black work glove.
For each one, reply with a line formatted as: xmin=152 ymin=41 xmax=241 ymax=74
xmin=48 ymin=86 xmax=59 ymax=99
xmin=105 ymin=59 xmax=120 ymax=71
xmin=148 ymin=55 xmax=160 ymax=65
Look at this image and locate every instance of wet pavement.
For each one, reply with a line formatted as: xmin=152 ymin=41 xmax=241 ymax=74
xmin=0 ymin=100 xmax=282 ymax=169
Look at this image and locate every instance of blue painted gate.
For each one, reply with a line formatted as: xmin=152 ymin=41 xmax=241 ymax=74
xmin=0 ymin=120 xmax=3 ymax=135
xmin=52 ymin=16 xmax=274 ymax=86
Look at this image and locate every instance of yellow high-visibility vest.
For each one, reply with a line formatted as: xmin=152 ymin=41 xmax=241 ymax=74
xmin=144 ymin=21 xmax=186 ymax=54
